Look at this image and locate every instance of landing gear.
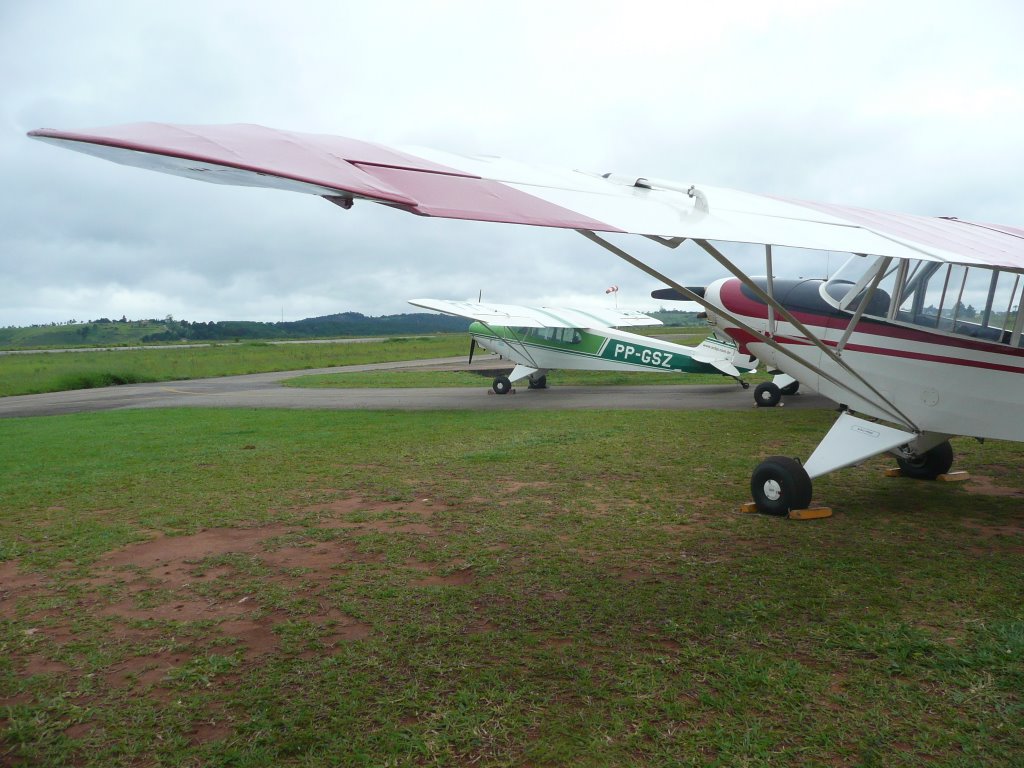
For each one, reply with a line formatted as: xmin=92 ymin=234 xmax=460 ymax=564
xmin=896 ymin=440 xmax=954 ymax=480
xmin=527 ymin=374 xmax=547 ymax=390
xmin=780 ymin=380 xmax=800 ymax=396
xmin=491 ymin=375 xmax=512 ymax=395
xmin=754 ymin=381 xmax=782 ymax=407
xmin=750 ymin=456 xmax=812 ymax=515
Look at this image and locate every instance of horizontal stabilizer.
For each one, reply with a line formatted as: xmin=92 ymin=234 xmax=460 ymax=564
xmin=690 ymin=337 xmax=757 ymax=375
xmin=692 ymin=357 xmax=742 ymax=377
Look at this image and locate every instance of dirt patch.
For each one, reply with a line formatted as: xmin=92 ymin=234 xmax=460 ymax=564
xmin=544 ymin=637 xmax=573 ymax=649
xmin=303 ymin=496 xmax=436 ymax=521
xmin=411 ymin=567 xmax=474 ymax=587
xmin=961 ymin=518 xmax=1024 ymax=538
xmin=102 ymin=649 xmax=191 ymax=692
xmin=24 ymin=655 xmax=71 ymax=675
xmin=498 ymin=481 xmax=551 ymax=493
xmin=100 ymin=527 xmax=289 ymax=569
xmin=3 ymin=494 xmax=489 ymax=715
xmin=465 ymin=619 xmax=498 ymax=634
xmin=963 ymin=475 xmax=1024 ymax=498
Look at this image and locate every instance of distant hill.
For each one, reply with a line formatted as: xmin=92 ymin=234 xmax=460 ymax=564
xmin=0 ymin=309 xmax=705 ymax=350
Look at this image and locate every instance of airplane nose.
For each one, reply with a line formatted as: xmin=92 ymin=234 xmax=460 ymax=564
xmin=703 ymin=277 xmax=732 ymax=309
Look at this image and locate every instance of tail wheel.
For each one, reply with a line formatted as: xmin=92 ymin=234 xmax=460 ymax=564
xmin=491 ymin=375 xmax=512 ymax=395
xmin=754 ymin=382 xmax=782 ymax=407
xmin=751 ymin=456 xmax=812 ymax=515
xmin=896 ymin=441 xmax=954 ymax=480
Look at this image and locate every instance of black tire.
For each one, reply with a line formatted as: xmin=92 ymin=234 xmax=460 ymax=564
xmin=492 ymin=375 xmax=512 ymax=395
xmin=780 ymin=380 xmax=800 ymax=396
xmin=751 ymin=456 xmax=813 ymax=515
xmin=754 ymin=382 xmax=782 ymax=407
xmin=527 ymin=375 xmax=547 ymax=390
xmin=896 ymin=440 xmax=954 ymax=480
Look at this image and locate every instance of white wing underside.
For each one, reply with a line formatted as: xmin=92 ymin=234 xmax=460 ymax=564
xmin=28 ymin=123 xmax=1024 ymax=270
xmin=408 ymin=298 xmax=661 ymax=329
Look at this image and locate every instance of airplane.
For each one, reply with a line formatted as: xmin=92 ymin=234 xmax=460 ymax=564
xmin=27 ymin=122 xmax=1024 ymax=515
xmin=407 ymin=298 xmax=758 ymax=393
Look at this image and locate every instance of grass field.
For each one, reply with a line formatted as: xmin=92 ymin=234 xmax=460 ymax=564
xmin=1 ymin=407 xmax=1021 ymax=766
xmin=0 ymin=336 xmax=467 ymax=397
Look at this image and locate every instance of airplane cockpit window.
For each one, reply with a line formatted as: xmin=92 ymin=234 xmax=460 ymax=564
xmin=822 ymin=255 xmax=896 ymax=317
xmin=530 ymin=327 xmax=582 ymax=344
xmin=824 ymin=255 xmax=1023 ymax=346
xmin=556 ymin=328 xmax=582 ymax=344
xmin=894 ymin=260 xmax=1023 ymax=345
xmin=532 ymin=327 xmax=555 ymax=341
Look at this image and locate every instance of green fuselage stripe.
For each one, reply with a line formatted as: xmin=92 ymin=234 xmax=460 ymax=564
xmin=468 ymin=323 xmax=721 ymax=375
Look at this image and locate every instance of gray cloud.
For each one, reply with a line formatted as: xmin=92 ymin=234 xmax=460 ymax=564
xmin=3 ymin=0 xmax=1022 ymax=326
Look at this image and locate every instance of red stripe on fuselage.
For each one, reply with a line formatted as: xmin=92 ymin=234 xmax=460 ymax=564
xmin=728 ymin=327 xmax=1024 ymax=374
xmin=717 ymin=279 xmax=1024 ymax=363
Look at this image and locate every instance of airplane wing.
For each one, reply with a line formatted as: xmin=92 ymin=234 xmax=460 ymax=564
xmin=408 ymin=298 xmax=662 ymax=329
xmin=28 ymin=122 xmax=1024 ymax=269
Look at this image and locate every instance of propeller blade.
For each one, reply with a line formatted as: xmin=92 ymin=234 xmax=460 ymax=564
xmin=468 ymin=337 xmax=476 ymax=364
xmin=650 ymin=286 xmax=706 ymax=301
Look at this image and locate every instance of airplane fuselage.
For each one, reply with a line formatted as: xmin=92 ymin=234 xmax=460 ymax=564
xmin=706 ymin=275 xmax=1024 ymax=442
xmin=469 ymin=322 xmax=746 ymax=376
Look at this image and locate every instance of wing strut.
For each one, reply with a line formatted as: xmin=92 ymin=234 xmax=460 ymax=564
xmin=690 ymin=238 xmax=916 ymax=429
xmin=835 ymin=257 xmax=891 ymax=355
xmin=477 ymin=321 xmax=543 ymax=370
xmin=577 ymin=230 xmax=918 ymax=431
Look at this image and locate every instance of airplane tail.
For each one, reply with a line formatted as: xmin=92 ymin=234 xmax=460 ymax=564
xmin=691 ymin=337 xmax=757 ymax=378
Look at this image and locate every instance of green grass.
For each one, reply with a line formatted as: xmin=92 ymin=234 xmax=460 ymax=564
xmin=0 ymin=320 xmax=170 ymax=349
xmin=0 ymin=336 xmax=467 ymax=397
xmin=0 ymin=408 xmax=1021 ymax=766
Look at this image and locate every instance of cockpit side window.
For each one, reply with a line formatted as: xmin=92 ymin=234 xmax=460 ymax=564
xmin=556 ymin=328 xmax=582 ymax=344
xmin=532 ymin=327 xmax=582 ymax=344
xmin=822 ymin=255 xmax=895 ymax=317
xmin=895 ymin=260 xmax=1023 ymax=345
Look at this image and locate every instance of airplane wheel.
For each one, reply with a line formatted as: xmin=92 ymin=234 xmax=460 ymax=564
xmin=751 ymin=456 xmax=812 ymax=516
xmin=897 ymin=440 xmax=954 ymax=480
xmin=780 ymin=381 xmax=800 ymax=396
xmin=754 ymin=382 xmax=782 ymax=407
xmin=527 ymin=375 xmax=547 ymax=390
xmin=492 ymin=375 xmax=512 ymax=395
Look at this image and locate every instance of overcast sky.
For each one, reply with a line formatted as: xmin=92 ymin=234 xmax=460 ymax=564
xmin=3 ymin=0 xmax=1023 ymax=326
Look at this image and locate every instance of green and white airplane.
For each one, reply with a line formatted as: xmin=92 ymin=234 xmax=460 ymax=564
xmin=410 ymin=298 xmax=757 ymax=394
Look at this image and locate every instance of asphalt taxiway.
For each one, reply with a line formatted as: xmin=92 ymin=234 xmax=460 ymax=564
xmin=0 ymin=356 xmax=830 ymax=418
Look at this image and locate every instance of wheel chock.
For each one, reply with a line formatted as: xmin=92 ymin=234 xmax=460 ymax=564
xmin=739 ymin=502 xmax=832 ymax=520
xmin=788 ymin=507 xmax=833 ymax=520
xmin=885 ymin=468 xmax=970 ymax=482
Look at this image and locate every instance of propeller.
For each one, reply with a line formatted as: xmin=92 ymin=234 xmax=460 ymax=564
xmin=650 ymin=287 xmax=706 ymax=300
xmin=468 ymin=337 xmax=477 ymax=364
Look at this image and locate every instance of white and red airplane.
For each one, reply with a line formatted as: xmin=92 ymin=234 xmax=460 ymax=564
xmin=28 ymin=123 xmax=1024 ymax=514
